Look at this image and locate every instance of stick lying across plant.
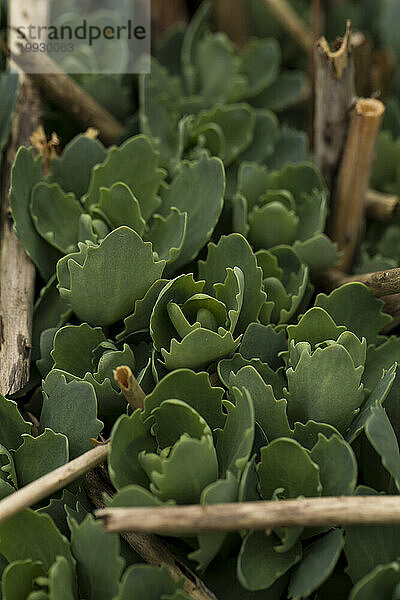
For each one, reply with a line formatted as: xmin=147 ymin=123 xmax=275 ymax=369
xmin=262 ymin=0 xmax=313 ymax=53
xmin=97 ymin=496 xmax=400 ymax=533
xmin=366 ymin=189 xmax=400 ymax=222
xmin=0 ymin=443 xmax=109 ymax=523
xmin=322 ymin=267 xmax=400 ymax=297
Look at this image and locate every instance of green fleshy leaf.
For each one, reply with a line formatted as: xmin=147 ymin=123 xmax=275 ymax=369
xmin=241 ymin=38 xmax=281 ymax=97
xmin=199 ymin=233 xmax=266 ymax=332
xmin=349 ymin=562 xmax=400 ymax=600
xmin=365 ymin=406 xmax=400 ymax=492
xmin=230 ymin=366 xmax=291 ymax=440
xmin=152 ymin=399 xmax=212 ymax=448
xmin=237 ymin=161 xmax=270 ymax=211
xmin=287 ymin=307 xmax=346 ymax=350
xmin=58 ymin=227 xmax=165 ymax=326
xmin=0 ymin=395 xmax=30 ymax=451
xmin=238 ymin=531 xmax=301 ymax=591
xmin=46 ymin=556 xmax=77 ymax=600
xmin=240 ymin=323 xmax=286 ymax=371
xmin=12 ymin=430 xmax=68 ymax=487
xmin=292 ymin=421 xmax=340 ymax=451
xmin=257 ymin=438 xmax=321 ymax=500
xmin=10 ymin=147 xmax=60 ymax=281
xmin=248 ymin=200 xmax=299 ymax=249
xmin=144 ymin=369 xmax=225 ymax=430
xmin=117 ymin=565 xmax=185 ymax=600
xmin=30 ymin=183 xmax=84 ymax=254
xmin=216 ymin=388 xmax=254 ymax=478
xmin=93 ymin=182 xmax=146 ymax=235
xmin=51 ymin=323 xmax=106 ymax=379
xmin=0 ymin=509 xmax=73 ymax=569
xmin=253 ymin=71 xmax=309 ymax=112
xmin=267 ymin=127 xmax=307 ymax=170
xmin=109 ymin=411 xmax=156 ymax=491
xmin=285 ymin=344 xmax=364 ymax=434
xmin=159 ymin=153 xmax=225 ymax=270
xmin=293 ymin=233 xmax=338 ymax=276
xmin=85 ymin=136 xmax=165 ymax=221
xmin=218 ymin=352 xmax=285 ymax=399
xmin=288 ymin=529 xmax=344 ymax=600
xmin=310 ymin=434 xmax=357 ymax=496
xmin=1 ymin=560 xmax=46 ymax=600
xmin=49 ymin=134 xmax=107 ymax=200
xmin=146 ymin=208 xmax=187 ymax=266
xmin=40 ymin=371 xmax=103 ymax=459
xmin=240 ymin=109 xmax=279 ymax=163
xmin=364 ymin=337 xmax=400 ymax=391
xmin=70 ymin=514 xmax=124 ymax=600
xmin=181 ymin=0 xmax=212 ymax=94
xmin=106 ymin=485 xmax=167 ymax=508
xmin=118 ymin=279 xmax=168 ymax=339
xmin=315 ymin=283 xmax=392 ymax=345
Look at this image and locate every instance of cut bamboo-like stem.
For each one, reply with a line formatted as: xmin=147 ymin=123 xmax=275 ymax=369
xmin=314 ymin=22 xmax=356 ymax=191
xmin=322 ymin=267 xmax=400 ymax=297
xmin=212 ymin=0 xmax=248 ymax=48
xmin=366 ymin=189 xmax=400 ymax=222
xmin=331 ymin=98 xmax=385 ymax=272
xmin=261 ymin=0 xmax=313 ymax=53
xmin=7 ymin=44 xmax=123 ymax=146
xmin=0 ymin=443 xmax=109 ymax=523
xmin=114 ymin=366 xmax=145 ymax=411
xmin=86 ymin=471 xmax=218 ymax=600
xmin=97 ymin=496 xmax=400 ymax=533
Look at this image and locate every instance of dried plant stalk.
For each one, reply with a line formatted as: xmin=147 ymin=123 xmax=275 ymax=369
xmin=314 ymin=22 xmax=356 ymax=190
xmin=212 ymin=0 xmax=248 ymax=48
xmin=97 ymin=496 xmax=400 ymax=533
xmin=262 ymin=0 xmax=313 ymax=53
xmin=152 ymin=0 xmax=187 ymax=41
xmin=322 ymin=267 xmax=400 ymax=297
xmin=366 ymin=189 xmax=400 ymax=222
xmin=331 ymin=98 xmax=385 ymax=272
xmin=114 ymin=366 xmax=146 ymax=411
xmin=0 ymin=443 xmax=109 ymax=523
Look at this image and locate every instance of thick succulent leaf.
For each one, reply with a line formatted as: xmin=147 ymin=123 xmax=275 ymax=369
xmin=241 ymin=38 xmax=281 ymax=97
xmin=10 ymin=147 xmax=60 ymax=280
xmin=190 ymin=471 xmax=238 ymax=571
xmin=287 ymin=307 xmax=346 ymax=350
xmin=142 ymin=434 xmax=219 ymax=504
xmin=85 ymin=136 xmax=165 ymax=220
xmin=315 ymin=283 xmax=392 ymax=345
xmin=292 ymin=421 xmax=340 ymax=451
xmin=253 ymin=71 xmax=309 ymax=112
xmin=347 ymin=364 xmax=397 ymax=443
xmin=238 ymin=531 xmax=301 ymax=591
xmin=230 ymin=366 xmax=292 ymax=440
xmin=93 ymin=182 xmax=146 ymax=235
xmin=288 ymin=529 xmax=344 ymax=600
xmin=58 ymin=227 xmax=165 ymax=326
xmin=51 ymin=323 xmax=106 ymax=379
xmin=70 ymin=515 xmax=124 ymax=600
xmin=195 ymin=32 xmax=245 ymax=105
xmin=0 ymin=395 xmax=30 ymax=451
xmin=219 ymin=352 xmax=285 ymax=399
xmin=159 ymin=153 xmax=225 ymax=271
xmin=364 ymin=337 xmax=400 ymax=391
xmin=293 ymin=233 xmax=338 ymax=275
xmin=106 ymin=485 xmax=167 ymax=509
xmin=38 ymin=488 xmax=90 ymax=538
xmin=181 ymin=0 xmax=212 ymax=94
xmin=109 ymin=410 xmax=156 ymax=491
xmin=267 ymin=127 xmax=308 ymax=170
xmin=344 ymin=488 xmax=400 ymax=583
xmin=241 ymin=109 xmax=278 ymax=163
xmin=240 ymin=323 xmax=286 ymax=371
xmin=364 ymin=406 xmax=400 ymax=492
xmin=46 ymin=556 xmax=77 ymax=600
xmin=237 ymin=161 xmax=270 ymax=211
xmin=310 ymin=434 xmax=357 ymax=496
xmin=146 ymin=208 xmax=187 ymax=266
xmin=152 ymin=399 xmax=212 ymax=448
xmin=216 ymin=388 xmax=254 ymax=477
xmin=40 ymin=371 xmax=103 ymax=459
xmin=285 ymin=344 xmax=364 ymax=434
xmin=144 ymin=369 xmax=225 ymax=430
xmin=30 ymin=183 xmax=84 ymax=254
xmin=12 ymin=430 xmax=68 ymax=487
xmin=199 ymin=234 xmax=266 ymax=332
xmin=49 ymin=134 xmax=107 ymax=200
xmin=191 ymin=104 xmax=255 ymax=166
xmin=118 ymin=279 xmax=168 ymax=339
xmin=1 ymin=560 xmax=46 ymax=600
xmin=117 ymin=565 xmax=186 ymax=600
xmin=349 ymin=562 xmax=400 ymax=600
xmin=0 ymin=509 xmax=73 ymax=569
xmin=248 ymin=199 xmax=299 ymax=249
xmin=257 ymin=438 xmax=321 ymax=500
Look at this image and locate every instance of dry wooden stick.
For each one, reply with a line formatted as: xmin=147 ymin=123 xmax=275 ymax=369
xmin=6 ymin=41 xmax=123 ymax=146
xmin=366 ymin=189 xmax=400 ymax=223
xmin=97 ymin=496 xmax=400 ymax=532
xmin=114 ymin=366 xmax=146 ymax=411
xmin=321 ymin=267 xmax=400 ymax=297
xmin=0 ymin=443 xmax=109 ymax=524
xmin=382 ymin=294 xmax=400 ymax=333
xmin=151 ymin=0 xmax=188 ymax=42
xmin=314 ymin=21 xmax=356 ymax=191
xmin=86 ymin=470 xmax=218 ymax=600
xmin=331 ymin=98 xmax=385 ymax=272
xmin=212 ymin=0 xmax=248 ymax=48
xmin=261 ymin=0 xmax=313 ymax=53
